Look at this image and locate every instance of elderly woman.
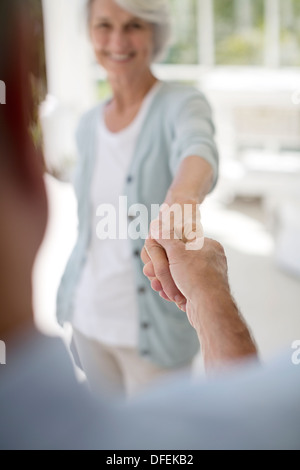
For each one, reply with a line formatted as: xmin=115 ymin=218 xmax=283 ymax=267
xmin=57 ymin=0 xmax=219 ymax=398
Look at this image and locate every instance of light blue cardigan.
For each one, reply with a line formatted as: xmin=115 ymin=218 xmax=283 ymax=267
xmin=56 ymin=81 xmax=219 ymax=368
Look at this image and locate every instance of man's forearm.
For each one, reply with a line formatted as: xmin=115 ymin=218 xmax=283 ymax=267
xmin=191 ymin=287 xmax=258 ymax=371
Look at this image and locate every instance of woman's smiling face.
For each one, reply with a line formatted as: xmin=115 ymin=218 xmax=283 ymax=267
xmin=89 ymin=0 xmax=154 ymax=80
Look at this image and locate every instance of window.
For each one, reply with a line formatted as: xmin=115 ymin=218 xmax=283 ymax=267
xmin=214 ymin=0 xmax=264 ymax=66
xmin=160 ymin=0 xmax=300 ymax=68
xmin=280 ymin=0 xmax=300 ymax=66
xmin=165 ymin=0 xmax=198 ymax=64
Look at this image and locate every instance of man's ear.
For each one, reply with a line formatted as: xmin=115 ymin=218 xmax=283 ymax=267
xmin=1 ymin=3 xmax=44 ymax=192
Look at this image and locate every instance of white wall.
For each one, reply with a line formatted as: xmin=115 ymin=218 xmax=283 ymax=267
xmin=41 ymin=0 xmax=96 ymax=179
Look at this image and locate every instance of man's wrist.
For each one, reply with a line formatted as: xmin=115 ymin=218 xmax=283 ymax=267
xmin=190 ymin=283 xmax=235 ymax=329
xmin=191 ymin=286 xmax=258 ymax=368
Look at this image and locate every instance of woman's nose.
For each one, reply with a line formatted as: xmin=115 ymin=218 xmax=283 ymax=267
xmin=109 ymin=29 xmax=129 ymax=50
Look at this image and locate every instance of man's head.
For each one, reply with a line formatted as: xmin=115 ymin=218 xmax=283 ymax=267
xmin=0 ymin=0 xmax=48 ymax=340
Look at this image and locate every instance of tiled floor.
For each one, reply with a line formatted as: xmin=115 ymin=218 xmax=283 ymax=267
xmin=33 ymin=175 xmax=300 ymax=372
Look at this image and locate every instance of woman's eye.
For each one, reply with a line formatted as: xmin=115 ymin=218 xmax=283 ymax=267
xmin=128 ymin=23 xmax=142 ymax=30
xmin=96 ymin=23 xmax=111 ymax=29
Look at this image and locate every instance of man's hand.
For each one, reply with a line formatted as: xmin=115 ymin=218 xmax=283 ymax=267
xmin=142 ymin=234 xmax=229 ymax=328
xmin=142 ymin=232 xmax=258 ymax=370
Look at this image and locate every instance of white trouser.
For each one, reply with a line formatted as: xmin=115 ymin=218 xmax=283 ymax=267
xmin=72 ymin=328 xmax=193 ymax=399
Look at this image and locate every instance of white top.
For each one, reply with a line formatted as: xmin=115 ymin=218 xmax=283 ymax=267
xmin=72 ymin=82 xmax=162 ymax=346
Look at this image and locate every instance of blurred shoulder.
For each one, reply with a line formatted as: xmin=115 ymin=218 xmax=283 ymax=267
xmin=152 ymin=82 xmax=212 ymax=125
xmin=156 ymin=81 xmax=211 ymax=118
xmin=159 ymin=81 xmax=207 ymax=102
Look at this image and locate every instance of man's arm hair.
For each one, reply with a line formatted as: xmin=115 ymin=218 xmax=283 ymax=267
xmin=192 ymin=286 xmax=258 ymax=372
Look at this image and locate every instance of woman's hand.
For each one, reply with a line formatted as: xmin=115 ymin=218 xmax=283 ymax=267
xmin=141 ymin=236 xmax=187 ymax=310
xmin=141 ymin=155 xmax=212 ymax=309
xmin=155 ymin=198 xmax=204 ymax=250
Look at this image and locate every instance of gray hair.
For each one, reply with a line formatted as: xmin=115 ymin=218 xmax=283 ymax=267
xmin=87 ymin=0 xmax=172 ymax=62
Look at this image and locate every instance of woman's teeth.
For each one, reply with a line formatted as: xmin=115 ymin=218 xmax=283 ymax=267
xmin=110 ymin=53 xmax=132 ymax=61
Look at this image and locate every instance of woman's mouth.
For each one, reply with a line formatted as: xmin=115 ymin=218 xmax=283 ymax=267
xmin=107 ymin=52 xmax=135 ymax=62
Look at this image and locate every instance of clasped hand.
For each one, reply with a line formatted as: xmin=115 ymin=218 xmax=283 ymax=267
xmin=141 ymin=201 xmax=228 ymax=326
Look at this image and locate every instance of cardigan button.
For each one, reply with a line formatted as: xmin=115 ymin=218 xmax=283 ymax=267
xmin=141 ymin=322 xmax=150 ymax=329
xmin=138 ymin=286 xmax=146 ymax=295
xmin=127 ymin=175 xmax=133 ymax=184
xmin=141 ymin=350 xmax=150 ymax=357
xmin=133 ymin=249 xmax=141 ymax=258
